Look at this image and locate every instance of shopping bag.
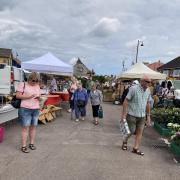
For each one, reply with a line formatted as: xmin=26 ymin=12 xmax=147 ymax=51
xmin=98 ymin=105 xmax=103 ymax=119
xmin=119 ymin=119 xmax=130 ymax=137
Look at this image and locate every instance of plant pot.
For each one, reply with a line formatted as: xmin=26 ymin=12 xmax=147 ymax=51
xmin=170 ymin=142 xmax=180 ymax=157
xmin=153 ymin=121 xmax=172 ymax=137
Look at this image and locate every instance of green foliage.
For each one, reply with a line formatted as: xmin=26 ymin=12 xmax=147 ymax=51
xmin=151 ymin=107 xmax=180 ymax=125
xmin=92 ymin=75 xmax=106 ymax=84
xmin=77 ymin=77 xmax=86 ymax=88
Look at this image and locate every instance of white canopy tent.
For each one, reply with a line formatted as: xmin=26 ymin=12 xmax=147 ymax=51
xmin=118 ymin=62 xmax=167 ymax=80
xmin=21 ymin=52 xmax=73 ymax=76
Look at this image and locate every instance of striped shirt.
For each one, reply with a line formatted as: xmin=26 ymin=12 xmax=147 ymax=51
xmin=126 ymin=84 xmax=150 ymax=118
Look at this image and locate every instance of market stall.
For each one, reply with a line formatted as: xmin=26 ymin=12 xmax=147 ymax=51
xmin=118 ymin=62 xmax=167 ymax=80
xmin=21 ymin=52 xmax=73 ymax=122
xmin=21 ymin=52 xmax=73 ymax=76
xmin=21 ymin=52 xmax=73 ymax=103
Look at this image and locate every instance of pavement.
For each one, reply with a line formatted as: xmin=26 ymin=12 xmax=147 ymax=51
xmin=0 ymin=102 xmax=179 ymax=180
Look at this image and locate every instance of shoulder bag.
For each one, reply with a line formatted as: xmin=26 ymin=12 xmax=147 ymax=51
xmin=11 ymin=82 xmax=25 ymax=109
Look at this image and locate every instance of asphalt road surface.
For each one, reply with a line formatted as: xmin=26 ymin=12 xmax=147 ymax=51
xmin=0 ymin=102 xmax=179 ymax=180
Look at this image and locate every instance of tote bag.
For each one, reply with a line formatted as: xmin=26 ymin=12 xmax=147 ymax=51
xmin=98 ymin=105 xmax=103 ymax=119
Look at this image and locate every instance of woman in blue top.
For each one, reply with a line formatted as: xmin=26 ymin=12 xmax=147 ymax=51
xmin=73 ymin=82 xmax=88 ymax=122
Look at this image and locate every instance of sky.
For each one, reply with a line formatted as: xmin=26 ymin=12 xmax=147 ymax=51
xmin=0 ymin=0 xmax=180 ymax=75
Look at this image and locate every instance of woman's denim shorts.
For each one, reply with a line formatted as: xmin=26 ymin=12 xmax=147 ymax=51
xmin=18 ymin=108 xmax=40 ymax=127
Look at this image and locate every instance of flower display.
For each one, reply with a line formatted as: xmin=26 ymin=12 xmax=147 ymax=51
xmin=151 ymin=107 xmax=180 ymax=125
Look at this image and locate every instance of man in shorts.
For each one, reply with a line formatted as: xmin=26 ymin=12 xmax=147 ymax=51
xmin=121 ymin=74 xmax=151 ymax=156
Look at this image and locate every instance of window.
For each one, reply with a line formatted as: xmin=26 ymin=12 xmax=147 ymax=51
xmin=173 ymin=69 xmax=180 ymax=77
xmin=163 ymin=70 xmax=169 ymax=75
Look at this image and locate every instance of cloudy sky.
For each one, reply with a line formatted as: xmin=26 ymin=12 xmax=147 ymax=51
xmin=0 ymin=0 xmax=180 ymax=75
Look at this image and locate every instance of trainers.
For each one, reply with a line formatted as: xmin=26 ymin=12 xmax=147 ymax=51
xmin=81 ymin=117 xmax=85 ymax=121
xmin=67 ymin=109 xmax=72 ymax=113
xmin=75 ymin=119 xmax=79 ymax=122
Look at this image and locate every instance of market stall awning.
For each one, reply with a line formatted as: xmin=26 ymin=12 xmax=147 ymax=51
xmin=21 ymin=52 xmax=73 ymax=76
xmin=118 ymin=62 xmax=167 ymax=80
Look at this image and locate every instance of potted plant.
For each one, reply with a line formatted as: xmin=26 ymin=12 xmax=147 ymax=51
xmin=167 ymin=123 xmax=180 ymax=156
xmin=151 ymin=108 xmax=180 ymax=136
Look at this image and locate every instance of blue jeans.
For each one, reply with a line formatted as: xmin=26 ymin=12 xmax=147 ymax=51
xmin=18 ymin=108 xmax=40 ymax=127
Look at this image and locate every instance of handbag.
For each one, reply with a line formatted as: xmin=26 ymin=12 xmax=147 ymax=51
xmin=98 ymin=105 xmax=103 ymax=119
xmin=119 ymin=119 xmax=130 ymax=137
xmin=77 ymin=100 xmax=85 ymax=107
xmin=76 ymin=91 xmax=86 ymax=107
xmin=11 ymin=82 xmax=25 ymax=109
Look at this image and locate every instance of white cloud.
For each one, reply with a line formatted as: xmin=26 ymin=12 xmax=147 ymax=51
xmin=0 ymin=18 xmax=51 ymax=41
xmin=167 ymin=51 xmax=176 ymax=56
xmin=1 ymin=0 xmax=180 ymax=75
xmin=69 ymin=57 xmax=77 ymax=65
xmin=125 ymin=36 xmax=147 ymax=48
xmin=90 ymin=17 xmax=121 ymax=37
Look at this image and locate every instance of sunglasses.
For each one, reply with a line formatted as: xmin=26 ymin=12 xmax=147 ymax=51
xmin=32 ymin=80 xmax=38 ymax=83
xmin=144 ymin=80 xmax=151 ymax=83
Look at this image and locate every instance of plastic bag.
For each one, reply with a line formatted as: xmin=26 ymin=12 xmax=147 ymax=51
xmin=119 ymin=119 xmax=130 ymax=137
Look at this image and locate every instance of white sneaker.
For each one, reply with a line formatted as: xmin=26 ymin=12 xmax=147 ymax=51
xmin=67 ymin=109 xmax=72 ymax=113
xmin=75 ymin=119 xmax=79 ymax=122
xmin=81 ymin=117 xmax=85 ymax=121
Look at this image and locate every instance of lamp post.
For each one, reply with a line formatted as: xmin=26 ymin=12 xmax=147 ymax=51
xmin=135 ymin=40 xmax=144 ymax=63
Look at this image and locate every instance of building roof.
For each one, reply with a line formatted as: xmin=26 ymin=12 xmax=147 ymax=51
xmin=148 ymin=60 xmax=164 ymax=71
xmin=75 ymin=58 xmax=91 ymax=73
xmin=158 ymin=56 xmax=180 ymax=70
xmin=0 ymin=48 xmax=12 ymax=58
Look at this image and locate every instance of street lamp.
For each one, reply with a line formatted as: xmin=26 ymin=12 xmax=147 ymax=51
xmin=135 ymin=40 xmax=144 ymax=63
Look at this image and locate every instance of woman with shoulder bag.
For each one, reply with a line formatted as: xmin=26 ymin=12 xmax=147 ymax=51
xmin=16 ymin=72 xmax=41 ymax=153
xmin=90 ymin=83 xmax=103 ymax=125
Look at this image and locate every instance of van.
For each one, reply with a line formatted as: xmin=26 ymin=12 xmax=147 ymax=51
xmin=0 ymin=64 xmax=25 ymax=95
xmin=0 ymin=64 xmax=25 ymax=124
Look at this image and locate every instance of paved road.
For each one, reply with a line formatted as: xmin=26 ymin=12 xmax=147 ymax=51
xmin=0 ymin=102 xmax=179 ymax=180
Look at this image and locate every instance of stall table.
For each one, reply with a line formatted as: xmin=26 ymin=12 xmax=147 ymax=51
xmin=50 ymin=92 xmax=69 ymax=102
xmin=43 ymin=95 xmax=61 ymax=106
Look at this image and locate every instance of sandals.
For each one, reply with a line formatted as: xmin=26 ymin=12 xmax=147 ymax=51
xmin=21 ymin=144 xmax=36 ymax=153
xmin=21 ymin=146 xmax=30 ymax=153
xmin=29 ymin=144 xmax=36 ymax=150
xmin=132 ymin=148 xmax=144 ymax=156
xmin=122 ymin=142 xmax=128 ymax=150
